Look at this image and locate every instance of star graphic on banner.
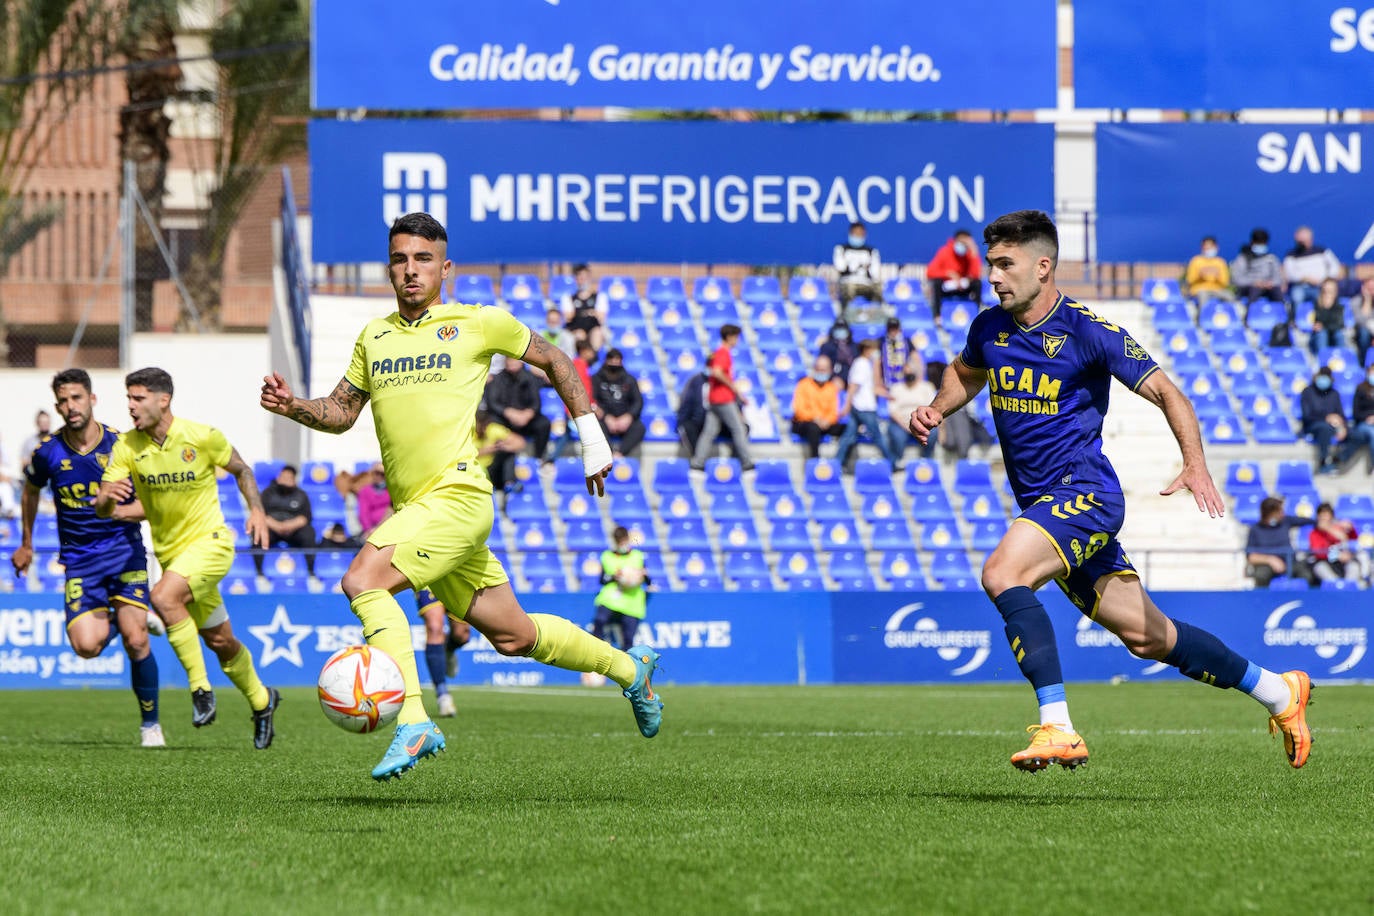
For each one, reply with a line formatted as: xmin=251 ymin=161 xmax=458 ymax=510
xmin=247 ymin=605 xmax=313 ymax=668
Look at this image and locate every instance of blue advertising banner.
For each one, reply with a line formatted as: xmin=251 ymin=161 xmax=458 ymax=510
xmin=1076 ymin=2 xmax=1374 ymax=109
xmin=1096 ymin=124 xmax=1374 ymax=263
xmin=309 ymin=120 xmax=1054 ymax=264
xmin=313 ymin=0 xmax=1057 ymax=111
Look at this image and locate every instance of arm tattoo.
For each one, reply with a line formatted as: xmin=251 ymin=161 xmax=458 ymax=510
xmin=286 ymin=378 xmax=369 ymax=433
xmin=228 ymin=449 xmax=265 ymax=512
xmin=523 ymin=334 xmax=591 ymax=416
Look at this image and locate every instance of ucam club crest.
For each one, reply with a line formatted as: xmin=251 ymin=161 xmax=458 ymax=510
xmin=884 ymin=602 xmax=990 ymax=675
xmin=1263 ymin=600 xmax=1367 ymax=674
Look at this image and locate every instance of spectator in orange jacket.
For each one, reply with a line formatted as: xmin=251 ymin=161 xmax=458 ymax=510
xmin=926 ymin=228 xmax=983 ymax=322
xmin=790 ymin=354 xmax=845 ymax=459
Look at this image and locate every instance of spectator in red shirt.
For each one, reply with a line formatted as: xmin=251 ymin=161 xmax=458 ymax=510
xmin=690 ymin=324 xmax=754 ymax=471
xmin=546 ymin=340 xmax=598 ymax=462
xmin=926 ymin=228 xmax=983 ymax=322
xmin=1306 ymin=502 xmax=1367 ymax=585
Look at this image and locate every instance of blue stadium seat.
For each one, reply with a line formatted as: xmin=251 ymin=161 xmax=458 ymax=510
xmin=658 ymin=322 xmax=703 ymax=350
xmin=740 ymin=276 xmax=783 ymax=305
xmin=703 ymin=457 xmax=744 ymax=492
xmin=652 ymin=458 xmax=693 ymax=493
xmin=788 ymin=276 xmax=830 ymax=305
xmin=575 ymin=551 xmax=605 ymax=591
xmin=1320 ymin=578 xmax=1362 ymax=591
xmin=1332 ymin=368 xmax=1363 ymax=398
xmin=660 ymin=489 xmax=702 ymax=522
xmin=920 ymin=521 xmax=965 ymax=551
xmin=869 ymin=518 xmax=914 ymax=551
xmin=564 ymin=518 xmax=607 ymax=552
xmin=694 ymin=276 xmax=735 ymax=306
xmin=969 ymin=519 xmax=1008 ymax=551
xmin=1208 ymin=328 xmax=1251 ymax=355
xmin=1142 ymin=278 xmax=1184 ymax=305
xmin=617 ymin=344 xmax=658 ymax=375
xmin=1238 ymin=392 xmax=1283 ymax=422
xmin=510 ymin=298 xmax=549 ymax=327
xmin=902 ymin=459 xmax=944 ymax=494
xmin=961 ymin=491 xmax=1005 ymax=522
xmin=253 ymin=459 xmax=286 ymax=492
xmin=1293 ymin=300 xmax=1315 ymax=330
xmin=1227 ymin=367 xmax=1272 ymax=397
xmin=1190 ymin=388 xmax=1235 ymax=420
xmin=718 ymin=520 xmax=762 ymax=551
xmin=751 ymin=460 xmax=796 ymax=494
xmin=675 ymin=551 xmax=722 ymax=590
xmin=750 ymin=301 xmax=790 ymax=331
xmin=953 ymin=460 xmax=995 ymax=493
xmin=1276 ymin=460 xmax=1316 ymax=493
xmin=861 ymin=493 xmax=903 ymax=523
xmin=1179 ymin=371 xmax=1225 ymax=401
xmin=1251 ymin=414 xmax=1297 ymax=444
xmin=853 ymin=459 xmax=897 ymax=495
xmin=665 ymin=519 xmax=712 ymax=552
xmin=30 ymin=516 xmax=59 ymax=550
xmin=708 ymin=489 xmax=754 ymax=522
xmin=777 ymin=549 xmax=822 ymax=585
xmin=893 ymin=302 xmax=936 ymax=332
xmin=504 ymin=488 xmax=548 ymax=522
xmin=764 ymin=490 xmax=807 ymax=523
xmin=1231 ymin=492 xmax=1265 ymax=525
xmin=809 ymin=491 xmax=853 ymax=522
xmin=645 ymin=276 xmax=687 ymax=305
xmin=795 ymin=299 xmax=837 ymax=334
xmin=939 ymin=576 xmax=983 ymax=592
xmin=1267 ymin=348 xmax=1312 ymax=375
xmin=559 ymin=492 xmax=599 ymax=521
xmin=755 ymin=326 xmax=799 ymax=354
xmin=827 ymin=549 xmax=870 ymax=579
xmin=607 ymin=457 xmax=641 ymax=488
xmin=451 ymin=274 xmax=496 ymax=304
xmin=909 ymin=491 xmax=956 ymax=524
xmin=501 ymin=273 xmax=542 ymax=302
xmin=1202 ymin=415 xmax=1247 ymax=445
xmin=928 ymin=549 xmax=975 ymax=580
xmin=818 ymin=520 xmax=862 ymax=551
xmin=539 ymin=386 xmax=566 ymax=422
xmin=724 ymin=548 xmax=770 ymax=580
xmin=1316 ymin=346 xmax=1360 ymax=373
xmin=1224 ymin=461 xmax=1266 ymax=496
xmin=1198 ymin=299 xmax=1243 ymax=331
xmin=605 ymin=297 xmax=646 ymax=329
xmin=1336 ymin=494 xmax=1374 ymax=526
xmin=1244 ymin=299 xmax=1288 ymax=333
xmin=609 ymin=489 xmax=653 ymax=526
xmin=884 ymin=277 xmax=926 ymax=305
xmin=879 ymin=551 xmax=927 ymax=589
xmin=804 ymin=458 xmax=845 ymax=492
xmin=1169 ymin=348 xmax=1213 ymax=375
xmin=514 ymin=521 xmax=557 ymax=552
xmin=943 ymin=301 xmax=979 ymax=334
xmin=521 ymin=550 xmax=565 ymax=580
xmin=768 ymin=519 xmax=813 ymax=551
xmin=551 ymin=456 xmax=586 ymax=491
xmin=300 ymin=460 xmax=335 ymax=491
xmin=598 ymin=276 xmax=638 ymax=301
xmin=663 ymin=346 xmax=705 ymax=376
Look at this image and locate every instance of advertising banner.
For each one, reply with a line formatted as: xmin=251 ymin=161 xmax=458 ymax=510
xmin=314 ymin=0 xmax=1057 ymax=111
xmin=310 ymin=119 xmax=1054 ymax=264
xmin=1076 ymin=2 xmax=1374 ymax=109
xmin=1096 ymin=124 xmax=1374 ymax=263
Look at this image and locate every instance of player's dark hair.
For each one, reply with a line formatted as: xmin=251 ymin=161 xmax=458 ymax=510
xmin=719 ymin=323 xmax=742 ymax=340
xmin=984 ymin=210 xmax=1059 ymax=265
xmin=51 ymin=368 xmax=92 ymax=395
xmin=389 ymin=212 xmax=447 ymax=243
xmin=126 ymin=367 xmax=173 ymax=395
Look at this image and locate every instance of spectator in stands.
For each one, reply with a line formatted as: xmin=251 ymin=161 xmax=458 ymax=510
xmin=819 ymin=317 xmax=857 ymax=382
xmin=691 ymin=324 xmax=754 ymax=472
xmin=1244 ymin=495 xmax=1313 ymax=588
xmin=832 ymin=221 xmax=883 ymax=317
xmin=1284 ymin=226 xmax=1343 ymax=314
xmin=1346 ymin=365 xmax=1374 ymax=474
xmin=591 ymin=348 xmax=645 ymax=459
xmin=540 ymin=307 xmax=578 ymax=360
xmin=19 ymin=410 xmax=51 ymax=462
xmin=924 ymin=358 xmax=994 ymax=462
xmin=320 ymin=521 xmax=362 ymax=550
xmin=926 ymin=228 xmax=983 ymax=322
xmin=1299 ymin=366 xmax=1351 ymax=474
xmin=790 ymin=354 xmax=845 ymax=459
xmin=546 ymin=341 xmax=598 ymax=462
xmin=674 ymin=362 xmax=708 ymax=459
xmin=835 ymin=338 xmax=900 ymax=473
xmin=253 ymin=464 xmax=318 ymax=586
xmin=1183 ymin=236 xmax=1233 ymax=301
xmin=1308 ymin=278 xmax=1349 ymax=355
xmin=356 ymin=462 xmax=392 ymax=535
xmin=1352 ymin=277 xmax=1374 ymax=367
xmin=561 ymin=263 xmax=607 ymax=351
xmin=885 ymin=354 xmax=937 ymax=463
xmin=332 ymin=468 xmax=363 ymax=539
xmin=485 ymin=357 xmax=552 ymax=460
xmin=1231 ymin=228 xmax=1284 ymax=306
xmin=1306 ymin=502 xmax=1366 ymax=586
xmin=474 ymin=407 xmax=524 ymax=498
xmin=879 ymin=317 xmax=915 ymax=390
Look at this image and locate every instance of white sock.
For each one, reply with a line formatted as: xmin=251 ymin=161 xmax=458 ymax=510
xmin=1249 ymin=669 xmax=1292 ymax=716
xmin=1039 ymin=700 xmax=1073 ymax=732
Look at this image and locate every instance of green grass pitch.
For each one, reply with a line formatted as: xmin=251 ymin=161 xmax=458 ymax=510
xmin=2 ymin=682 xmax=1370 ymax=915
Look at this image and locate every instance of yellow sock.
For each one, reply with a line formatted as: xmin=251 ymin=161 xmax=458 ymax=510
xmin=529 ymin=613 xmax=637 ymax=688
xmin=352 ymin=589 xmax=427 ymax=725
xmin=221 ymin=645 xmax=270 ymax=711
xmin=166 ymin=617 xmax=211 ymax=692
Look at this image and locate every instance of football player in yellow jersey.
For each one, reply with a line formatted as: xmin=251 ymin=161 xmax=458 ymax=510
xmin=95 ymin=367 xmax=283 ymax=749
xmin=260 ymin=212 xmax=663 ymax=781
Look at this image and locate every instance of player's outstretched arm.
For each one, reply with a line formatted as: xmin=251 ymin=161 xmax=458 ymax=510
xmin=260 ymin=372 xmax=368 ymax=434
xmin=909 ymin=357 xmax=986 ymax=446
xmin=522 ymin=332 xmax=612 ymax=496
xmin=11 ymin=483 xmax=41 ymax=576
xmin=223 ymin=447 xmax=271 ymax=547
xmin=1136 ymin=371 xmax=1226 ymax=518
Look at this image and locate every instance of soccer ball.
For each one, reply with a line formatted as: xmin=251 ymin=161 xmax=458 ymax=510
xmin=317 ymin=645 xmax=406 ymax=733
xmin=615 ymin=565 xmax=645 ymax=588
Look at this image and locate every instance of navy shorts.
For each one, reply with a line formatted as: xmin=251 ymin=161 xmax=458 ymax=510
xmin=64 ymin=558 xmax=151 ymax=627
xmin=1016 ymin=479 xmax=1137 ymax=617
xmin=415 ymin=588 xmax=442 ymax=616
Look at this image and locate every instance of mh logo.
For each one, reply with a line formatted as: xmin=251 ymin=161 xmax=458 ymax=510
xmin=383 ymin=153 xmax=447 ymax=227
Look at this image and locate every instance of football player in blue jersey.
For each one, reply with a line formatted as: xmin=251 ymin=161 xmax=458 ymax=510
xmin=909 ymin=210 xmax=1313 ymax=772
xmin=13 ymin=369 xmax=166 ymax=747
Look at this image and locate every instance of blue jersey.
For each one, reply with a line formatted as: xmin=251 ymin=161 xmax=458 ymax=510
xmin=959 ymin=294 xmax=1160 ymax=507
xmin=25 ymin=426 xmax=146 ymax=578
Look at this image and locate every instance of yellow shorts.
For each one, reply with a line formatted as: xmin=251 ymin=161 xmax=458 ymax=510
xmin=163 ymin=529 xmax=235 ymax=628
xmin=367 ymin=483 xmax=508 ymax=619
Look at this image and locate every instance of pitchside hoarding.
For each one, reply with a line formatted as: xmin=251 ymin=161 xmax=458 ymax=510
xmin=313 ymin=0 xmax=1057 ymax=111
xmin=1076 ymin=2 xmax=1374 ymax=109
xmin=309 ymin=119 xmax=1054 ymax=264
xmin=1 ymin=591 xmax=1365 ymax=688
xmin=1096 ymin=124 xmax=1374 ymax=264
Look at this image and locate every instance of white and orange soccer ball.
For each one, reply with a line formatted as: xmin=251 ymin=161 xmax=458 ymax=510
xmin=317 ymin=645 xmax=406 ymax=733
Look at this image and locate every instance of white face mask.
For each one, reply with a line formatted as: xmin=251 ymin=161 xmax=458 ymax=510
xmin=1202 ymin=247 xmax=1218 ymax=258
xmin=848 ymin=234 xmax=865 ymax=247
xmin=953 ymin=242 xmax=968 ymax=256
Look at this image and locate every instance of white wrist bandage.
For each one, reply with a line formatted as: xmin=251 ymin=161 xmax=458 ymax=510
xmin=573 ymin=413 xmax=613 ymax=478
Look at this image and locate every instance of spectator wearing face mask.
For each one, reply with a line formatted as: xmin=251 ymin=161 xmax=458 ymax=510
xmin=1183 ymin=236 xmax=1233 ymax=301
xmin=1305 ymin=502 xmax=1367 ymax=586
xmin=926 ymin=229 xmax=983 ymax=321
xmin=832 ymin=221 xmax=883 ymax=317
xmin=1231 ymin=227 xmax=1285 ymax=307
xmin=591 ymin=348 xmax=645 ymax=458
xmin=878 ymin=317 xmax=915 ymax=390
xmin=885 ymin=355 xmax=936 ymax=463
xmin=1300 ymin=366 xmax=1351 ymax=474
xmin=1284 ymin=225 xmax=1344 ymax=314
xmin=819 ymin=318 xmax=857 ymax=383
xmin=789 ymin=354 xmax=845 ymax=460
xmin=1308 ymin=278 xmax=1349 ymax=355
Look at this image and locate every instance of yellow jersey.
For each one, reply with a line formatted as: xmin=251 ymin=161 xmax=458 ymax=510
xmin=475 ymin=420 xmax=513 ymax=470
xmin=345 ymin=303 xmax=532 ymax=505
xmin=103 ymin=416 xmax=232 ymax=564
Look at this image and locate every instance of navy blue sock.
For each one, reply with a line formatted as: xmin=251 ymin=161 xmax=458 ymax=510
xmin=129 ymin=650 xmax=159 ymax=726
xmin=424 ymin=642 xmax=448 ymax=697
xmin=992 ymin=586 xmax=1064 ymax=690
xmin=1163 ymin=619 xmax=1249 ymax=689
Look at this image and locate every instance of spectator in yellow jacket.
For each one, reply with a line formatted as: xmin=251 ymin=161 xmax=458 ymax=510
xmin=1184 ymin=236 xmax=1234 ymax=301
